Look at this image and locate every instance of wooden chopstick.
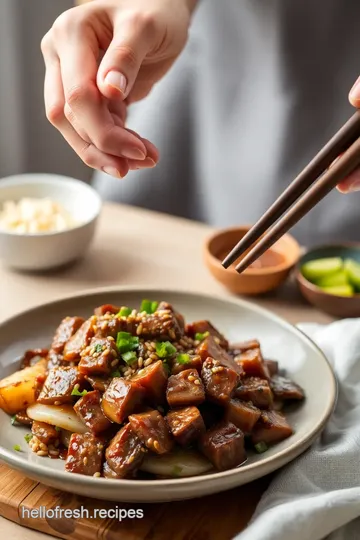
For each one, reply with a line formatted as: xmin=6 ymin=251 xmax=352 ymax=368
xmin=234 ymin=136 xmax=360 ymax=273
xmin=221 ymin=110 xmax=360 ymax=272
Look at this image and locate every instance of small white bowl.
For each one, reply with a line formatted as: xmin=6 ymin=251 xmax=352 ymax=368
xmin=0 ymin=174 xmax=102 ymax=271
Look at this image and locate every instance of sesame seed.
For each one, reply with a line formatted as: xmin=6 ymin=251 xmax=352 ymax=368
xmin=108 ymin=336 xmax=114 ymax=341
xmin=188 ymin=375 xmax=196 ymax=382
xmin=111 ymin=359 xmax=118 ymax=367
xmin=169 ymin=329 xmax=176 ymax=340
xmin=147 ymin=438 xmax=153 ymax=447
xmin=36 ymin=450 xmax=48 ymax=457
xmin=153 ymin=441 xmax=160 ymax=451
xmin=144 ymin=358 xmax=153 ymax=367
xmin=194 ymin=379 xmax=201 ymax=385
xmin=141 ymin=447 xmax=147 ymax=453
xmin=93 ymin=472 xmax=101 ymax=478
xmin=83 ymin=456 xmax=88 ymax=466
xmin=136 ymin=324 xmax=143 ymax=336
xmin=138 ymin=357 xmax=144 ymax=368
xmin=54 ymin=400 xmax=61 ymax=406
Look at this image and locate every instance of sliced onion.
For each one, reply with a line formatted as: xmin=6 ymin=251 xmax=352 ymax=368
xmin=27 ymin=403 xmax=87 ymax=434
xmin=140 ymin=448 xmax=213 ymax=478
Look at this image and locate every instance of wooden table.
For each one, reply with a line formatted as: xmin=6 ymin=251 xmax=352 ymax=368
xmin=0 ymin=203 xmax=332 ymax=539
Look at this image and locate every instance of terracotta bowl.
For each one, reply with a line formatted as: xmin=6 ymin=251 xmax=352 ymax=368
xmin=204 ymin=226 xmax=301 ymax=295
xmin=296 ymin=244 xmax=360 ymax=318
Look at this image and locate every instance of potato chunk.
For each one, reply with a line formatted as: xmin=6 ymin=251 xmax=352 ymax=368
xmin=0 ymin=360 xmax=46 ymax=415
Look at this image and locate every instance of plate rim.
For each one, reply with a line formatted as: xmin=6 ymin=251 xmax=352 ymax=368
xmin=0 ymin=285 xmax=337 ymax=490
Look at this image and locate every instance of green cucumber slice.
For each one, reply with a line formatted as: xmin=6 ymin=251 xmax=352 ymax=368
xmin=317 ymin=270 xmax=348 ymax=288
xmin=301 ymin=257 xmax=343 ymax=283
xmin=344 ymin=259 xmax=360 ymax=292
xmin=321 ymin=284 xmax=354 ymax=297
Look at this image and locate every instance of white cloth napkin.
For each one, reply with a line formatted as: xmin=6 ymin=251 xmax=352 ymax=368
xmin=237 ymin=319 xmax=360 ymax=540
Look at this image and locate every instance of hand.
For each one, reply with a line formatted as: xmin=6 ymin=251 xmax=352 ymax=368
xmin=41 ymin=0 xmax=193 ymax=178
xmin=337 ymin=77 xmax=360 ymax=193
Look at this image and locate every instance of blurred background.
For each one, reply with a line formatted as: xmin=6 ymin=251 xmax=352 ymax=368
xmin=0 ymin=0 xmax=90 ymax=182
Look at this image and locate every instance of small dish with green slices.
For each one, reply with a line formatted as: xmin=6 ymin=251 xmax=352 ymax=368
xmin=296 ymin=244 xmax=360 ymax=318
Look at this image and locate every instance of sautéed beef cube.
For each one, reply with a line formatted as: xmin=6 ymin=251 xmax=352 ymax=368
xmin=158 ymin=301 xmax=185 ymax=331
xmin=166 ymin=406 xmax=205 ymax=446
xmin=38 ymin=367 xmax=86 ymax=405
xmin=101 ymin=378 xmax=145 ymax=424
xmin=197 ymin=336 xmax=243 ymax=376
xmin=31 ymin=421 xmax=60 ymax=446
xmin=136 ymin=310 xmax=183 ymax=340
xmin=235 ymin=377 xmax=273 ymax=409
xmin=74 ymin=390 xmax=112 ymax=434
xmin=95 ymin=315 xmax=124 ymax=339
xmin=15 ymin=410 xmax=33 ymax=426
xmin=264 ymin=360 xmax=279 ymax=377
xmin=270 ymin=375 xmax=305 ymax=401
xmin=131 ymin=361 xmax=168 ymax=403
xmin=225 ymin=399 xmax=261 ymax=433
xmin=85 ymin=375 xmax=111 ymax=393
xmin=129 ymin=410 xmax=173 ymax=454
xmin=171 ymin=354 xmax=202 ymax=375
xmin=201 ymin=357 xmax=239 ymax=405
xmin=78 ymin=337 xmax=119 ymax=376
xmin=94 ymin=304 xmax=120 ymax=316
xmin=20 ymin=348 xmax=49 ymax=369
xmin=47 ymin=350 xmax=66 ymax=370
xmin=234 ymin=348 xmax=270 ymax=380
xmin=51 ymin=316 xmax=85 ymax=354
xmin=252 ymin=411 xmax=293 ymax=445
xmin=65 ymin=433 xmax=104 ymax=476
xmin=103 ymin=461 xmax=123 ymax=479
xmin=105 ymin=423 xmax=145 ymax=477
xmin=200 ymin=421 xmax=246 ymax=471
xmin=63 ymin=318 xmax=95 ymax=361
xmin=186 ymin=320 xmax=228 ymax=349
xmin=229 ymin=340 xmax=260 ymax=356
xmin=166 ymin=369 xmax=205 ymax=408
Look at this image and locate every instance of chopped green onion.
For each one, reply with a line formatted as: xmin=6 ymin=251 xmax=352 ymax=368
xmin=254 ymin=441 xmax=268 ymax=454
xmin=13 ymin=445 xmax=21 ymax=452
xmin=176 ymin=353 xmax=191 ymax=364
xmin=162 ymin=361 xmax=171 ymax=375
xmin=11 ymin=415 xmax=17 ymax=426
xmin=140 ymin=299 xmax=158 ymax=314
xmin=116 ymin=332 xmax=139 ymax=353
xmin=71 ymin=387 xmax=88 ymax=397
xmin=117 ymin=306 xmax=132 ymax=317
xmin=195 ymin=331 xmax=209 ymax=342
xmin=156 ymin=341 xmax=177 ymax=358
xmin=122 ymin=351 xmax=137 ymax=365
xmin=24 ymin=434 xmax=33 ymax=444
xmin=93 ymin=343 xmax=103 ymax=353
xmin=111 ymin=370 xmax=121 ymax=378
xmin=55 ymin=426 xmax=61 ymax=432
xmin=172 ymin=465 xmax=183 ymax=477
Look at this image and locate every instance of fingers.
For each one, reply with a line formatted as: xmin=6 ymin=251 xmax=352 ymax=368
xmin=349 ymin=76 xmax=360 ymax=107
xmin=97 ymin=11 xmax=157 ymax=101
xmin=337 ymin=168 xmax=360 ymax=193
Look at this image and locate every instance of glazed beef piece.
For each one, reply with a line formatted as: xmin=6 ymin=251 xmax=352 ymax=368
xmin=200 ymin=422 xmax=246 ymax=471
xmin=101 ymin=378 xmax=145 ymax=423
xmin=134 ymin=310 xmax=183 ymax=341
xmin=15 ymin=410 xmax=33 ymax=426
xmin=51 ymin=317 xmax=85 ymax=354
xmin=235 ymin=377 xmax=273 ymax=409
xmin=201 ymin=357 xmax=240 ymax=405
xmin=225 ymin=399 xmax=261 ymax=433
xmin=269 ymin=375 xmax=305 ymax=401
xmin=229 ymin=340 xmax=260 ymax=356
xmin=251 ymin=411 xmax=293 ymax=445
xmin=38 ymin=367 xmax=86 ymax=405
xmin=47 ymin=350 xmax=66 ymax=370
xmin=95 ymin=315 xmax=123 ymax=339
xmin=105 ymin=423 xmax=145 ymax=477
xmin=186 ymin=321 xmax=228 ymax=349
xmin=264 ymin=360 xmax=279 ymax=377
xmin=74 ymin=390 xmax=112 ymax=434
xmin=234 ymin=348 xmax=270 ymax=380
xmin=103 ymin=461 xmax=123 ymax=479
xmin=85 ymin=375 xmax=111 ymax=393
xmin=171 ymin=355 xmax=202 ymax=375
xmin=166 ymin=369 xmax=205 ymax=408
xmin=197 ymin=336 xmax=243 ymax=376
xmin=94 ymin=304 xmax=120 ymax=316
xmin=31 ymin=421 xmax=60 ymax=446
xmin=78 ymin=337 xmax=119 ymax=376
xmin=131 ymin=361 xmax=168 ymax=403
xmin=158 ymin=301 xmax=185 ymax=331
xmin=65 ymin=433 xmax=105 ymax=476
xmin=129 ymin=410 xmax=173 ymax=454
xmin=166 ymin=406 xmax=205 ymax=446
xmin=63 ymin=318 xmax=96 ymax=361
xmin=20 ymin=349 xmax=49 ymax=369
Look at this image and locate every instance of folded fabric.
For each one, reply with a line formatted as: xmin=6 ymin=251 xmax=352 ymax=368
xmin=237 ymin=319 xmax=360 ymax=540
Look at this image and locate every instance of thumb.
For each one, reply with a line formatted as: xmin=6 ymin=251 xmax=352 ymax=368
xmin=97 ymin=13 xmax=155 ymax=100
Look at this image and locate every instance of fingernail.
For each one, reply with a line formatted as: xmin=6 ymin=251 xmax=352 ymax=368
xmin=136 ymin=158 xmax=157 ymax=169
xmin=122 ymin=148 xmax=146 ymax=160
xmin=102 ymin=166 xmax=122 ymax=178
xmin=349 ymin=76 xmax=360 ymax=101
xmin=105 ymin=71 xmax=127 ymax=94
xmin=348 ymin=179 xmax=360 ymax=192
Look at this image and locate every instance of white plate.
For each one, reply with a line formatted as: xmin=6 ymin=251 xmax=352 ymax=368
xmin=0 ymin=287 xmax=336 ymax=502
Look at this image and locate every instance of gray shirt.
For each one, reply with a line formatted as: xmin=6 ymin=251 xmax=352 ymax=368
xmin=93 ymin=0 xmax=360 ymax=246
